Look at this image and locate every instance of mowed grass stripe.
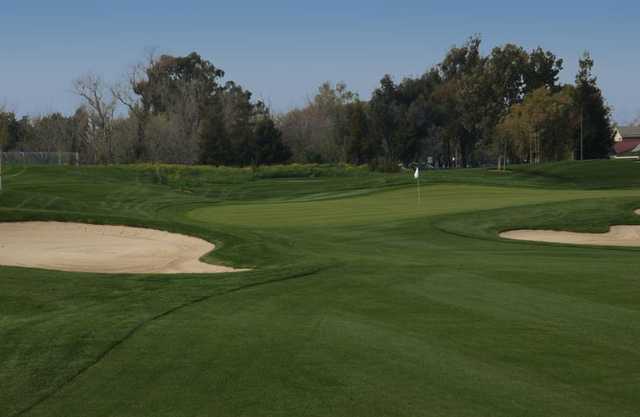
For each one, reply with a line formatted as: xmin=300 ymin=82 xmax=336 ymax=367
xmin=21 ymin=265 xmax=638 ymax=417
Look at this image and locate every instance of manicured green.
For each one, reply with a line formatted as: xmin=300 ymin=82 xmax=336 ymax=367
xmin=1 ymin=161 xmax=640 ymax=417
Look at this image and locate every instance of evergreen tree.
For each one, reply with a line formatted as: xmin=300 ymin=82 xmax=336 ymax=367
xmin=198 ymin=97 xmax=230 ymax=165
xmin=575 ymin=52 xmax=613 ymax=159
xmin=253 ymin=116 xmax=291 ymax=165
xmin=369 ymin=75 xmax=402 ymax=170
xmin=0 ymin=112 xmax=12 ymax=151
xmin=345 ymin=100 xmax=371 ymax=164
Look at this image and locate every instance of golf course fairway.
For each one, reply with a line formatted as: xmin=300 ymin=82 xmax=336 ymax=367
xmin=1 ymin=160 xmax=640 ymax=417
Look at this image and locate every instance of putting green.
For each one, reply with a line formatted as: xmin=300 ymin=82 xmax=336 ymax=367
xmin=188 ymin=184 xmax=640 ymax=227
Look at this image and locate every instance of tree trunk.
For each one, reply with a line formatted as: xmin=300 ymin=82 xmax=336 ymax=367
xmin=134 ymin=113 xmax=148 ymax=161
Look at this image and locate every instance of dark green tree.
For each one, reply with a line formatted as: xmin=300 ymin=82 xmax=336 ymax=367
xmin=3 ymin=115 xmax=32 ymax=151
xmin=369 ymin=75 xmax=402 ymax=170
xmin=0 ymin=112 xmax=15 ymax=151
xmin=486 ymin=44 xmax=529 ymax=107
xmin=253 ymin=116 xmax=291 ymax=166
xmin=220 ymin=81 xmax=258 ymax=165
xmin=137 ymin=52 xmax=224 ymax=115
xmin=344 ymin=100 xmax=372 ymax=164
xmin=198 ymin=97 xmax=230 ymax=165
xmin=525 ymin=47 xmax=563 ymax=93
xmin=575 ymin=52 xmax=613 ymax=159
xmin=436 ymin=36 xmax=488 ymax=167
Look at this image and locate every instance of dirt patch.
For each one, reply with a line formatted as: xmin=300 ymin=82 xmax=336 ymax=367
xmin=0 ymin=222 xmax=244 ymax=274
xmin=500 ymin=209 xmax=640 ymax=247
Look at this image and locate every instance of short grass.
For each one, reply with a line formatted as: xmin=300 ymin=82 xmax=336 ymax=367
xmin=1 ymin=160 xmax=640 ymax=417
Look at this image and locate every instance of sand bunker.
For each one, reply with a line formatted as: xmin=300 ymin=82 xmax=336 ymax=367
xmin=500 ymin=209 xmax=640 ymax=247
xmin=0 ymin=222 xmax=242 ymax=274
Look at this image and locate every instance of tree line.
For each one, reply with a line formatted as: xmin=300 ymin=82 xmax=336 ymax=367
xmin=1 ymin=52 xmax=291 ymax=166
xmin=0 ymin=37 xmax=615 ymax=168
xmin=279 ymin=37 xmax=614 ymax=169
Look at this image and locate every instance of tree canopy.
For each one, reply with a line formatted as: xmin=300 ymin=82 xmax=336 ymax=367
xmin=279 ymin=37 xmax=612 ymax=169
xmin=1 ymin=38 xmax=615 ymax=169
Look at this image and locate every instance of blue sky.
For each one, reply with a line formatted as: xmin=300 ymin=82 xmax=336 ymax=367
xmin=1 ymin=0 xmax=638 ymax=123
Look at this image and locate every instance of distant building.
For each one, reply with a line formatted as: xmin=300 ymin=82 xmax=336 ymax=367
xmin=613 ymin=126 xmax=640 ymax=154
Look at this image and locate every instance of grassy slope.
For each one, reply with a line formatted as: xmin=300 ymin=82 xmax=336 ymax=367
xmin=1 ymin=161 xmax=640 ymax=417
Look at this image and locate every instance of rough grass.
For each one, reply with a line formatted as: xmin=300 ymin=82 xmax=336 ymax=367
xmin=1 ymin=161 xmax=640 ymax=417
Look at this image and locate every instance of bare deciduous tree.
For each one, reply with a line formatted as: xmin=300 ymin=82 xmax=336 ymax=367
xmin=278 ymin=82 xmax=356 ymax=163
xmin=111 ymin=51 xmax=160 ymax=160
xmin=72 ymin=73 xmax=118 ymax=163
xmin=0 ymin=105 xmax=9 ymax=150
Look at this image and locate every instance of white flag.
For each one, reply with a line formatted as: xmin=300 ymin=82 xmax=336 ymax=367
xmin=414 ymin=167 xmax=420 ymax=179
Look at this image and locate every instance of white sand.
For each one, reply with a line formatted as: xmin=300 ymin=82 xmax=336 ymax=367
xmin=500 ymin=209 xmax=640 ymax=247
xmin=0 ymin=222 xmax=243 ymax=274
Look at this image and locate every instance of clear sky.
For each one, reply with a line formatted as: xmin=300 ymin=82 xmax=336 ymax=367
xmin=1 ymin=0 xmax=638 ymax=123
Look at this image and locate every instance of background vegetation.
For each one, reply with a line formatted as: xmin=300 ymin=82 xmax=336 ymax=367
xmin=0 ymin=37 xmax=617 ymax=169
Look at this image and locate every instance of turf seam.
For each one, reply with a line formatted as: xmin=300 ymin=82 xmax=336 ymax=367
xmin=9 ymin=266 xmax=330 ymax=417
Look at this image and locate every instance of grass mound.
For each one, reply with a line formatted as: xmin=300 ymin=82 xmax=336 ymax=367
xmin=511 ymin=159 xmax=640 ymax=188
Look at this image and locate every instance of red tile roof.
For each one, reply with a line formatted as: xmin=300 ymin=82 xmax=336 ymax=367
xmin=614 ymin=139 xmax=640 ymax=154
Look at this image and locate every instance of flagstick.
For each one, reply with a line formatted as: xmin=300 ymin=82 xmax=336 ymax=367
xmin=413 ymin=167 xmax=421 ymax=205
